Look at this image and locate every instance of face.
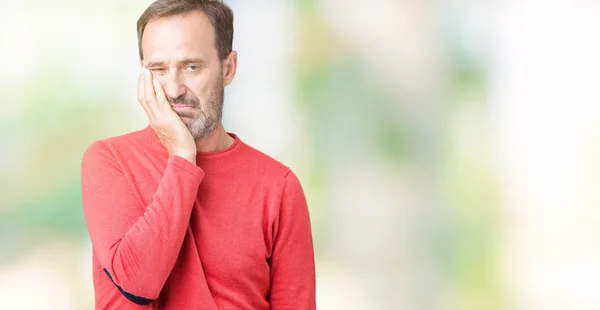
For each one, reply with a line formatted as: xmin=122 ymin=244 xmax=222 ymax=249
xmin=141 ymin=11 xmax=236 ymax=140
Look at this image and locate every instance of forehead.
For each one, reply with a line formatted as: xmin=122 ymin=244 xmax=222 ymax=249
xmin=141 ymin=11 xmax=217 ymax=63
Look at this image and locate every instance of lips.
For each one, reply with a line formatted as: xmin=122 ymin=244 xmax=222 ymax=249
xmin=171 ymin=105 xmax=196 ymax=113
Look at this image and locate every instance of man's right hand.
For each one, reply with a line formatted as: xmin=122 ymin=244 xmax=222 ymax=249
xmin=138 ymin=68 xmax=197 ymax=164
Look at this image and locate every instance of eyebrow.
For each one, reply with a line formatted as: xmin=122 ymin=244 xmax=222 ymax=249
xmin=144 ymin=58 xmax=207 ymax=68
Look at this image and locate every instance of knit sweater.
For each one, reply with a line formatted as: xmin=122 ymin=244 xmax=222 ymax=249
xmin=81 ymin=126 xmax=316 ymax=309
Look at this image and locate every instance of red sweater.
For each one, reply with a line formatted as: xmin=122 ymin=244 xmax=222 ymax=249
xmin=81 ymin=126 xmax=316 ymax=309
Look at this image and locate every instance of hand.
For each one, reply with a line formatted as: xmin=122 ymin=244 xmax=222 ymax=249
xmin=138 ymin=68 xmax=197 ymax=163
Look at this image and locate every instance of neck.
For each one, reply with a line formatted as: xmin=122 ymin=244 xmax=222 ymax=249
xmin=195 ymin=123 xmax=234 ymax=153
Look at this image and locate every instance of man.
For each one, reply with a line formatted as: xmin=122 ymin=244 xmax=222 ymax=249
xmin=80 ymin=0 xmax=316 ymax=309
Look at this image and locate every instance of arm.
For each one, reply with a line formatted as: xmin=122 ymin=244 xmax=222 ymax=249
xmin=81 ymin=141 xmax=204 ymax=304
xmin=269 ymin=171 xmax=317 ymax=309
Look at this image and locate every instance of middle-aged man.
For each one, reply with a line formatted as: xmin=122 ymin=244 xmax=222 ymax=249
xmin=81 ymin=0 xmax=316 ymax=309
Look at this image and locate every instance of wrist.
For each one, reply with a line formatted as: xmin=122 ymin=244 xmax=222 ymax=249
xmin=172 ymin=150 xmax=196 ymax=164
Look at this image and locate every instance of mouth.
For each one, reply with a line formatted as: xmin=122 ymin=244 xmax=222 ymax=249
xmin=170 ymin=105 xmax=196 ymax=113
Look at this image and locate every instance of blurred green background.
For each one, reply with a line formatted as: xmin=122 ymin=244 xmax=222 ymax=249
xmin=2 ymin=1 xmax=600 ymax=309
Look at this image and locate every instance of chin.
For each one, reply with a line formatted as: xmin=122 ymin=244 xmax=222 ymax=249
xmin=176 ymin=112 xmax=197 ymax=120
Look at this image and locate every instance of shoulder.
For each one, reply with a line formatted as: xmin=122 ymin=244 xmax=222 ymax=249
xmin=235 ymin=141 xmax=308 ymax=218
xmin=84 ymin=127 xmax=152 ymax=155
xmin=82 ymin=127 xmax=151 ymax=165
xmin=236 ymin=140 xmax=296 ymax=182
xmin=231 ymin=137 xmax=307 ymax=195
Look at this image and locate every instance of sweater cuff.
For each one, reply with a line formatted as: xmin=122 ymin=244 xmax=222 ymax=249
xmin=167 ymin=155 xmax=205 ymax=181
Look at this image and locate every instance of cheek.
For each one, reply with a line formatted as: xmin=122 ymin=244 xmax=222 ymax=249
xmin=187 ymin=72 xmax=220 ymax=97
xmin=155 ymin=75 xmax=167 ymax=86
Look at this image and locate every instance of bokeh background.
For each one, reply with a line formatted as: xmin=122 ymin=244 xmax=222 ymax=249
xmin=1 ymin=0 xmax=600 ymax=309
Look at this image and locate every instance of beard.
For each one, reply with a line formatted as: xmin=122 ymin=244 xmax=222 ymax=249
xmin=167 ymin=74 xmax=224 ymax=141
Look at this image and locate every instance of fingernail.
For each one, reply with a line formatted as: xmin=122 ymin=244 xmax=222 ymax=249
xmin=144 ymin=68 xmax=150 ymax=76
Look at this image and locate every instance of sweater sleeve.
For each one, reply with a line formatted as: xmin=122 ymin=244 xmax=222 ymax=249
xmin=269 ymin=171 xmax=317 ymax=310
xmin=81 ymin=141 xmax=204 ymax=305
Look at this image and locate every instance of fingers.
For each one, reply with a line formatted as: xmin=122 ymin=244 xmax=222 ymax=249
xmin=152 ymin=78 xmax=171 ymax=114
xmin=137 ymin=70 xmax=155 ymax=123
xmin=143 ymin=69 xmax=160 ymax=117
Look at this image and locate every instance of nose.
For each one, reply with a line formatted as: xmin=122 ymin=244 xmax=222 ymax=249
xmin=161 ymin=69 xmax=187 ymax=99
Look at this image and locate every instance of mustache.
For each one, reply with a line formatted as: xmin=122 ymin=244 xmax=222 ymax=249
xmin=167 ymin=94 xmax=200 ymax=106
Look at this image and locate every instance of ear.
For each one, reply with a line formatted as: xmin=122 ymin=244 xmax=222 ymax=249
xmin=222 ymin=51 xmax=238 ymax=86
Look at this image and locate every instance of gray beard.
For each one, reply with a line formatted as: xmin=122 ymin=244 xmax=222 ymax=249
xmin=184 ymin=91 xmax=223 ymax=141
xmin=173 ymin=77 xmax=224 ymax=141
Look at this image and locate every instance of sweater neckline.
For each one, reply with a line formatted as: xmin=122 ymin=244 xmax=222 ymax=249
xmin=144 ymin=125 xmax=243 ymax=160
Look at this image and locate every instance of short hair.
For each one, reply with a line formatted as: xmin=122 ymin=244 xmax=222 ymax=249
xmin=137 ymin=0 xmax=234 ymax=61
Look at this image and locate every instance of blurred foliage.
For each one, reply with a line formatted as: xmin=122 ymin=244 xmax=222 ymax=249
xmin=0 ymin=0 xmax=509 ymax=309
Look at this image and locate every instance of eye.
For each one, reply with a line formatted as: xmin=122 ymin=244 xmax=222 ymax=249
xmin=150 ymin=68 xmax=167 ymax=75
xmin=184 ymin=65 xmax=199 ymax=72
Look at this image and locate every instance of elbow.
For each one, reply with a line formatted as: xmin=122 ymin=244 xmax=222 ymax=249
xmin=102 ymin=240 xmax=166 ymax=304
xmin=103 ymin=268 xmax=159 ymax=305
